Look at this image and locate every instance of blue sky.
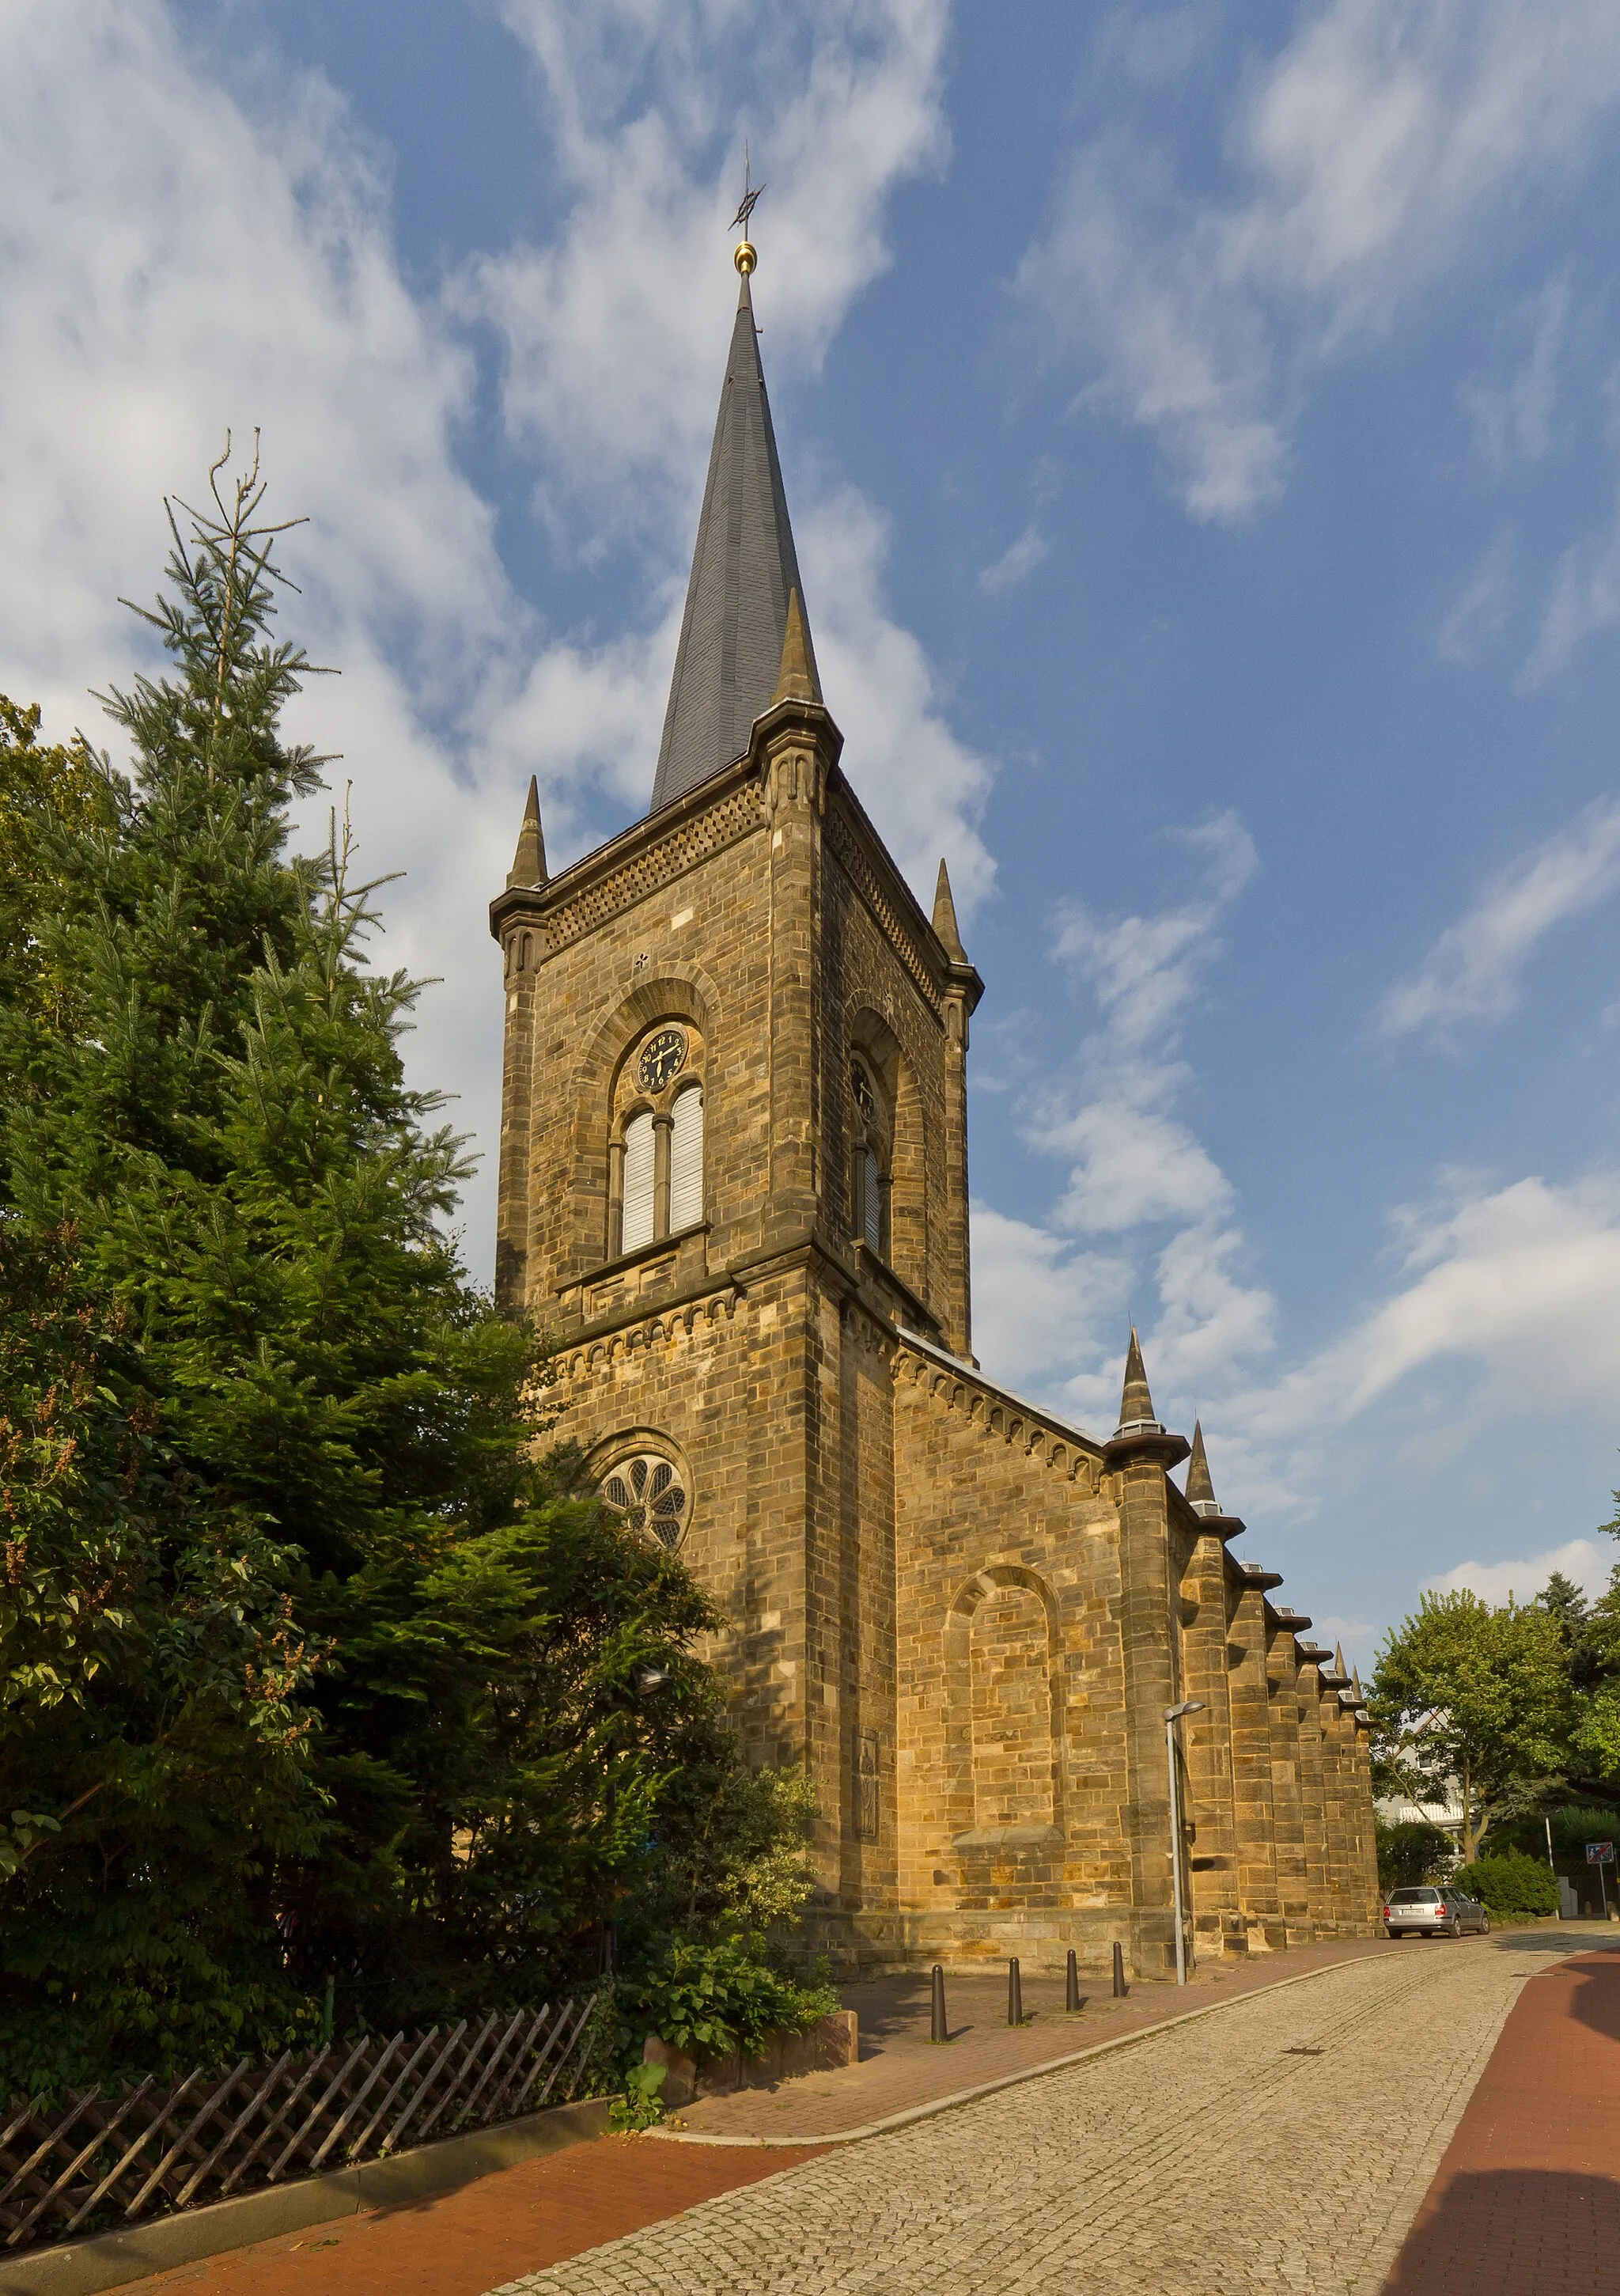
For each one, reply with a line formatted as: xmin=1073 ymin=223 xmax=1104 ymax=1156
xmin=6 ymin=2 xmax=1620 ymax=1663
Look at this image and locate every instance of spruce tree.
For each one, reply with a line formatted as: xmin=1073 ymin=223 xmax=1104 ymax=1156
xmin=1 ymin=451 xmax=738 ymax=2083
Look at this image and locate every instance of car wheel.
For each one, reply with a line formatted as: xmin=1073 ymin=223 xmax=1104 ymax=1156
xmin=1446 ymin=1920 xmax=1461 ymax=1938
xmin=1481 ymin=1915 xmax=1490 ymax=1934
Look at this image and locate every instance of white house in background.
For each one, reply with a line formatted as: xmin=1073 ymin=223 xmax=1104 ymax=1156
xmin=1375 ymin=1790 xmax=1466 ymax=1852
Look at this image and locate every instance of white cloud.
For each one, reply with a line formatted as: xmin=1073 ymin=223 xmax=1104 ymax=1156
xmin=799 ymin=491 xmax=994 ymax=907
xmin=1021 ymin=2 xmax=1620 ymax=517
xmin=465 ymin=0 xmax=952 ymax=539
xmin=1236 ymin=1173 xmax=1620 ymax=1443
xmin=1051 ymin=813 xmax=1256 ymax=1051
xmin=1425 ymin=1536 xmax=1614 ymax=1608
xmin=1379 ymin=796 xmax=1620 ymax=1036
xmin=1437 ymin=529 xmax=1515 ymax=665
xmin=1462 ymin=270 xmax=1570 ymax=471
xmin=0 ymin=0 xmax=983 ymax=1273
xmin=967 ymin=1204 xmax=1128 ymax=1418
xmin=970 ymin=812 xmax=1274 ymax=1427
xmin=1047 ymin=1086 xmax=1231 ymax=1234
xmin=1523 ymin=480 xmax=1620 ymax=684
xmin=978 ymin=523 xmax=1050 ymax=594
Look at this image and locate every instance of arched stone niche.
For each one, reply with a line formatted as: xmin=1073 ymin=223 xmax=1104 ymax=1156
xmin=943 ymin=1563 xmax=1067 ymax=1848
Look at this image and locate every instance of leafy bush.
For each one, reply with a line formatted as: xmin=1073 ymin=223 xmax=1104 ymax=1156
xmin=619 ymin=1936 xmax=838 ymax=2063
xmin=608 ymin=2059 xmax=666 ymax=2132
xmin=1376 ymin=1820 xmax=1455 ymax=1891
xmin=1454 ymin=1850 xmax=1559 ymax=1916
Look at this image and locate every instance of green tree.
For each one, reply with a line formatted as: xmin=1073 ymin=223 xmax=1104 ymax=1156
xmin=1375 ymin=1818 xmax=1454 ymax=1892
xmin=0 ymin=699 xmax=114 ymax=1082
xmin=0 ymin=1214 xmax=321 ymax=2096
xmin=0 ymin=451 xmax=770 ymax=2086
xmin=1368 ymin=1589 xmax=1573 ymax=1862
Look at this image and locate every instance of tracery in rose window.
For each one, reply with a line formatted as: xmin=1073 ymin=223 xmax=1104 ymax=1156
xmin=601 ymin=1453 xmax=689 ymax=1550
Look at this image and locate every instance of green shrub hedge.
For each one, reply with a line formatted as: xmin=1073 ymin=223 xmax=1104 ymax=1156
xmin=1453 ymin=1850 xmax=1558 ymax=1917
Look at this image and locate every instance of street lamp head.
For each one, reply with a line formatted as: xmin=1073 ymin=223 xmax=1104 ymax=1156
xmin=1164 ymin=1699 xmax=1206 ymax=1722
xmin=634 ymin=1665 xmax=672 ymax=1696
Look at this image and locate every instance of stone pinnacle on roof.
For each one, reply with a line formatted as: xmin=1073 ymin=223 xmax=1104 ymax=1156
xmin=932 ymin=858 xmax=967 ymax=963
xmin=770 ymin=586 xmax=819 ymax=706
xmin=505 ymin=775 xmax=547 ymax=888
xmin=1186 ymin=1419 xmax=1218 ymax=1512
xmin=649 ymin=255 xmax=818 ymax=814
xmin=1115 ymin=1326 xmax=1162 ymax=1434
xmin=1334 ymin=1644 xmax=1347 ymax=1678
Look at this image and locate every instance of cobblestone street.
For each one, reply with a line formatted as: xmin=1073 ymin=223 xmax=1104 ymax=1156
xmin=492 ymin=1936 xmax=1591 ymax=2296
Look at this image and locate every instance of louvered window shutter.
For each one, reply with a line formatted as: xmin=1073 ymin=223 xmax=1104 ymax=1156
xmin=863 ymin=1146 xmax=881 ymax=1252
xmin=669 ymin=1088 xmax=704 ymax=1231
xmin=622 ymin=1111 xmax=656 ymax=1252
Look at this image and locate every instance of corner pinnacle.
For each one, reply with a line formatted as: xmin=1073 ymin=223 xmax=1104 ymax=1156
xmin=932 ymin=858 xmax=967 ymax=963
xmin=506 ymin=775 xmax=547 ymax=889
xmin=1186 ymin=1419 xmax=1217 ymax=1510
xmin=770 ymin=587 xmax=820 ymax=707
xmin=1117 ymin=1326 xmax=1159 ymax=1432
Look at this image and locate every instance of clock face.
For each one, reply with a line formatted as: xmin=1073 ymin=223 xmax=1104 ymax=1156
xmin=638 ymin=1026 xmax=688 ymax=1092
xmin=850 ymin=1060 xmax=877 ymax=1123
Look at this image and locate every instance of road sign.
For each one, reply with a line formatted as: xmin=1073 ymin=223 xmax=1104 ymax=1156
xmin=1587 ymin=1841 xmax=1615 ymax=1864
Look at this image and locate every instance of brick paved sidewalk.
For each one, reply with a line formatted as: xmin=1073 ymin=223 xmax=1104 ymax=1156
xmin=657 ymin=1932 xmax=1406 ymax=2140
xmin=112 ymin=2140 xmax=827 ymax=2296
xmin=1383 ymin=1942 xmax=1620 ymax=2294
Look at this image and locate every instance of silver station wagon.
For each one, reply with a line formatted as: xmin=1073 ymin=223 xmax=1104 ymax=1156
xmin=1383 ymin=1885 xmax=1491 ymax=1938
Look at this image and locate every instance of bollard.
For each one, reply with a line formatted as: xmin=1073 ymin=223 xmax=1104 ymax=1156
xmin=930 ymin=1962 xmax=948 ymax=2044
xmin=1065 ymin=1947 xmax=1082 ymax=2013
xmin=1112 ymin=1940 xmax=1126 ymax=1998
xmin=1008 ymin=1956 xmax=1024 ymax=2027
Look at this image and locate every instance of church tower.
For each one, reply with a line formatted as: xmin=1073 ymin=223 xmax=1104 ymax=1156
xmin=490 ymin=235 xmax=1379 ymax=1972
xmin=490 ymin=235 xmax=982 ymax=1932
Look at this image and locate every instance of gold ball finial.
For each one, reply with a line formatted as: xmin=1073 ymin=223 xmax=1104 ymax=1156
xmin=734 ymin=240 xmax=757 ymax=276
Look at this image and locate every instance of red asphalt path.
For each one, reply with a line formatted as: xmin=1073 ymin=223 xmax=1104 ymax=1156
xmin=1383 ymin=1946 xmax=1620 ymax=2294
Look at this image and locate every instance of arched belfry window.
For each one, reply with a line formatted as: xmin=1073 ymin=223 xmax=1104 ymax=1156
xmin=606 ymin=1021 xmax=706 ymax=1261
xmin=850 ymin=1057 xmax=890 ymax=1261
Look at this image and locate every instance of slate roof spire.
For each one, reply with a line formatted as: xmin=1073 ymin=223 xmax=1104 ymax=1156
xmin=649 ymin=252 xmax=819 ymax=814
xmin=1186 ymin=1419 xmax=1217 ymax=1513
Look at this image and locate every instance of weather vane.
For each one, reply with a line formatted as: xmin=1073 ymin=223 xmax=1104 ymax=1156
xmin=729 ymin=142 xmax=764 ymax=276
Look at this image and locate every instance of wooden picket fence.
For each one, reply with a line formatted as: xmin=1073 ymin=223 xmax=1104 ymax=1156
xmin=0 ymin=1991 xmax=601 ymax=2254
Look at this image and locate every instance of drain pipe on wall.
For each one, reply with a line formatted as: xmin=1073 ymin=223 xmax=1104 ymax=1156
xmin=1164 ymin=1700 xmax=1205 ymax=1987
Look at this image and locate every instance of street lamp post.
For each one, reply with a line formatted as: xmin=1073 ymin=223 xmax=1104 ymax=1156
xmin=1164 ymin=1699 xmax=1205 ymax=1987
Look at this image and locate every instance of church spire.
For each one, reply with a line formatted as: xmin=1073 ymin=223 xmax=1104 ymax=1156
xmin=649 ymin=249 xmax=818 ymax=814
xmin=505 ymin=775 xmax=547 ymax=888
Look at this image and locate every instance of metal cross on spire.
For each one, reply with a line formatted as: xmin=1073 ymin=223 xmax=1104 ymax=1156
xmin=728 ymin=142 xmax=765 ymax=237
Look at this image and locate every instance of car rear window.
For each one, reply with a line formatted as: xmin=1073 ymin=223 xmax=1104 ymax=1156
xmin=1389 ymin=1889 xmax=1439 ymax=1903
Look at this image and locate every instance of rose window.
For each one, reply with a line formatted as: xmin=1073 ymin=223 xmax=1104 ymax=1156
xmin=602 ymin=1455 xmax=689 ymax=1550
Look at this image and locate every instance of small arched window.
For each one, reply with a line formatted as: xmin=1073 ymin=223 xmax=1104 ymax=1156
xmin=850 ymin=1058 xmax=889 ymax=1260
xmin=669 ymin=1085 xmax=704 ymax=1232
xmin=622 ymin=1109 xmax=655 ymax=1253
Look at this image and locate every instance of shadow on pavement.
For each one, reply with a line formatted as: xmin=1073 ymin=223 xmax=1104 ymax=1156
xmin=1383 ymin=2167 xmax=1620 ymax=2294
